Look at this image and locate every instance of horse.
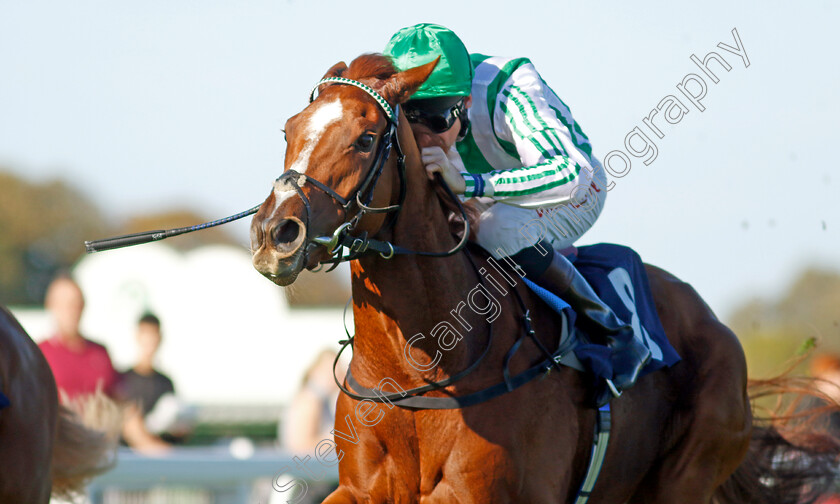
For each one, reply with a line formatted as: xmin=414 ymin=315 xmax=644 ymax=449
xmin=250 ymin=54 xmax=840 ymax=503
xmin=0 ymin=305 xmax=116 ymax=503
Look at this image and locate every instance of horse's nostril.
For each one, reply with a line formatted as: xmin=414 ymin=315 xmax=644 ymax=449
xmin=271 ymin=219 xmax=301 ymax=246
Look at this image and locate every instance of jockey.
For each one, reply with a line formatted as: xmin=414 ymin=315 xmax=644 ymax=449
xmin=384 ymin=23 xmax=651 ymax=396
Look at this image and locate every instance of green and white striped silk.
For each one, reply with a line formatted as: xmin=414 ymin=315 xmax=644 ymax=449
xmin=456 ymin=55 xmax=600 ymax=209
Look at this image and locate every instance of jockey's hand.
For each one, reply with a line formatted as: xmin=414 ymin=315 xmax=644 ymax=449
xmin=420 ymin=146 xmax=466 ymax=194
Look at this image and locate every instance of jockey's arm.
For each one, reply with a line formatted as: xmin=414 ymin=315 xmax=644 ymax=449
xmin=461 ymin=63 xmax=599 ymax=210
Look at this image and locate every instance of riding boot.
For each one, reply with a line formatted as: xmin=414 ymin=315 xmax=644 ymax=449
xmin=533 ymin=250 xmax=652 ymax=394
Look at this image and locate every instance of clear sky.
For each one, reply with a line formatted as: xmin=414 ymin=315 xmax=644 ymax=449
xmin=1 ymin=0 xmax=837 ymax=319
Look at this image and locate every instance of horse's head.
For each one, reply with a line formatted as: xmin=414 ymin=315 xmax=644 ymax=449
xmin=250 ymin=54 xmax=437 ymax=285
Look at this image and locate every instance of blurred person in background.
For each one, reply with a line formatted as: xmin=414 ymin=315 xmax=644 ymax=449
xmin=119 ymin=312 xmax=196 ymax=453
xmin=38 ymin=274 xmax=118 ymax=400
xmin=280 ymin=349 xmax=343 ymax=453
xmin=120 ymin=313 xmax=174 ymax=415
xmin=273 ymin=349 xmax=344 ymax=504
xmin=36 ymin=275 xmax=177 ymax=455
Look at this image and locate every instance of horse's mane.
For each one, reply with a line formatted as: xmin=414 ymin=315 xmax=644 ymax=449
xmin=344 ymin=53 xmax=398 ymax=83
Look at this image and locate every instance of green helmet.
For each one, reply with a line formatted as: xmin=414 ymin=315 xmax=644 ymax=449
xmin=384 ymin=23 xmax=473 ymax=100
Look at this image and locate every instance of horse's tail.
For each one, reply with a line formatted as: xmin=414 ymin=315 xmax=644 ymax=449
xmin=714 ymin=375 xmax=840 ymax=504
xmin=51 ymin=390 xmax=122 ymax=500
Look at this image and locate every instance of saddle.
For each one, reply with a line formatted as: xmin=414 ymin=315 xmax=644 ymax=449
xmin=523 ymin=243 xmax=681 ymax=399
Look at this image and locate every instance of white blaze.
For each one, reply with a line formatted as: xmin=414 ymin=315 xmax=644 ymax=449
xmin=269 ymin=99 xmax=344 ymax=218
xmin=270 ymin=178 xmax=304 ymax=216
xmin=288 ymin=99 xmax=344 ymax=175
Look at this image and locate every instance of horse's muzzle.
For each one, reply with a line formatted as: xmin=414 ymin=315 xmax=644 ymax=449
xmin=251 ymin=216 xmax=307 ymax=286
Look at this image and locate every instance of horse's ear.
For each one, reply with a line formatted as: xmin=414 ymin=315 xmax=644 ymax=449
xmin=322 ymin=61 xmax=348 ymax=79
xmin=381 ymin=57 xmax=440 ymax=105
xmin=317 ymin=61 xmax=348 ymax=94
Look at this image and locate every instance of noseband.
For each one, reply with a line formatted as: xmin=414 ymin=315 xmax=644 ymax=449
xmin=277 ymin=76 xmax=469 ymax=269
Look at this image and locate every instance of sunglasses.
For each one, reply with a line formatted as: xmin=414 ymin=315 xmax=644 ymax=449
xmin=404 ymin=99 xmax=465 ymax=134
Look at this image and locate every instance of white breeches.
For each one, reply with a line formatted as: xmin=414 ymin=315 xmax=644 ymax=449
xmin=474 ymin=168 xmax=608 ymax=259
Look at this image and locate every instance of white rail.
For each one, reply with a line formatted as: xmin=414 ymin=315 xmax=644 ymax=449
xmin=87 ymin=446 xmax=339 ymax=504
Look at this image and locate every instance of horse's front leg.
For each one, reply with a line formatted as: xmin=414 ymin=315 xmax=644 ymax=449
xmin=320 ymin=485 xmax=357 ymax=504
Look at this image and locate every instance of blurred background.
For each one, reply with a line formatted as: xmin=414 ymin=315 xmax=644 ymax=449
xmin=1 ymin=0 xmax=838 ymax=502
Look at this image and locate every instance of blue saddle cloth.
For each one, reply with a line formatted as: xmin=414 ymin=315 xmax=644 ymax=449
xmin=524 ymin=243 xmax=680 ymax=383
xmin=0 ymin=391 xmax=9 ymax=410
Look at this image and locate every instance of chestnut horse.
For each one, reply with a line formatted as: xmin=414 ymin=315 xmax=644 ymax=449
xmin=0 ymin=305 xmax=115 ymax=503
xmin=251 ymin=54 xmax=839 ymax=503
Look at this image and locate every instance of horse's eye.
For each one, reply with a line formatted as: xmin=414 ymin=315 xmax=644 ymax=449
xmin=355 ymin=133 xmax=375 ymax=152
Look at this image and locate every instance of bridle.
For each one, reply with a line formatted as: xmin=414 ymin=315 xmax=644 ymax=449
xmin=276 ymin=76 xmax=406 ymax=268
xmin=288 ymin=76 xmax=471 ymax=270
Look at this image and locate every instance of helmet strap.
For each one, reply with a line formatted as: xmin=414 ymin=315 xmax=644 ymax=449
xmin=457 ymin=113 xmax=471 ymax=140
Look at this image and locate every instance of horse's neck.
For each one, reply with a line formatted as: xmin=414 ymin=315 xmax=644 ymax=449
xmin=349 ymin=119 xmax=480 ymax=384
